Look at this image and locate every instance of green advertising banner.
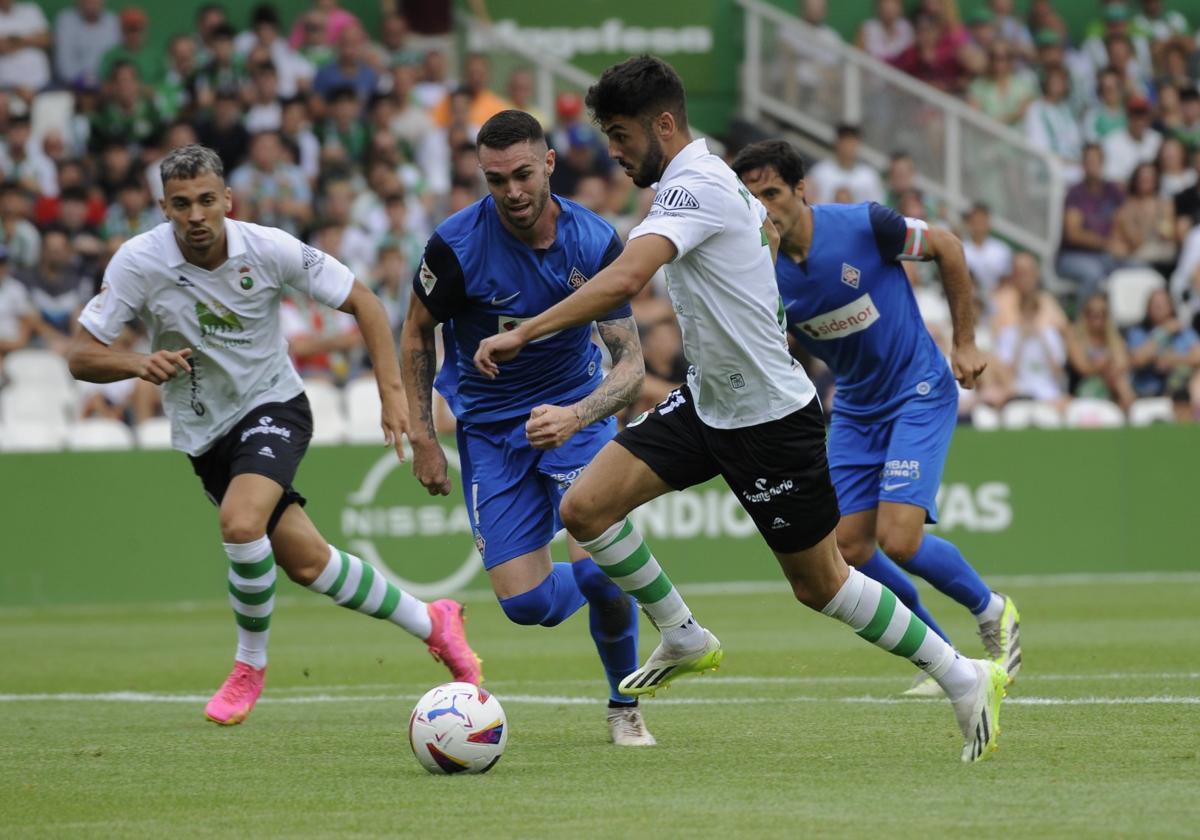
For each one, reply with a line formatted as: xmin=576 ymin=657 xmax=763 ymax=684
xmin=1 ymin=426 xmax=1195 ymax=608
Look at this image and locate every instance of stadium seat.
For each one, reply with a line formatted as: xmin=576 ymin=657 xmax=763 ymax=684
xmin=0 ymin=382 xmax=75 ymax=429
xmin=970 ymin=403 xmax=1001 ymax=430
xmin=66 ymin=418 xmax=136 ymax=451
xmin=135 ymin=416 xmax=174 ymax=449
xmin=344 ymin=376 xmax=384 ymax=444
xmin=31 ymin=90 xmax=75 ymax=141
xmin=1128 ymin=397 xmax=1174 ymax=427
xmin=1064 ymin=398 xmax=1125 ymax=428
xmin=1108 ymin=268 xmax=1165 ymax=329
xmin=3 ymin=349 xmax=73 ymax=388
xmin=1000 ymin=399 xmax=1062 ymax=429
xmin=303 ymin=379 xmax=347 ymax=445
xmin=0 ymin=421 xmax=67 ymax=452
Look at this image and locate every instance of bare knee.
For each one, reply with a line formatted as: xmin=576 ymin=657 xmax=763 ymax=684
xmin=559 ymin=487 xmax=614 ymax=542
xmin=878 ymin=528 xmax=922 ymax=564
xmin=777 ymin=535 xmax=850 ymax=610
xmin=219 ymin=509 xmax=267 ymax=546
xmin=836 ymin=533 xmax=875 ymax=568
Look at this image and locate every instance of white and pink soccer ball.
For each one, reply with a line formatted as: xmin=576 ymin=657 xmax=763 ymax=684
xmin=408 ymin=682 xmax=508 ymax=774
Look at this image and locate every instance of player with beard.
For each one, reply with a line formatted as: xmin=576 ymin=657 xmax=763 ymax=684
xmin=475 ymin=57 xmax=1008 ymax=762
xmin=401 ymin=110 xmax=656 ymax=746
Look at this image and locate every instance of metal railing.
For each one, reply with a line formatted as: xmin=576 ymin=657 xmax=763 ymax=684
xmin=736 ymin=0 xmax=1064 ymax=269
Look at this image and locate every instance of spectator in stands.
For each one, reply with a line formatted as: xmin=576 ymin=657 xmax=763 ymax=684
xmin=1157 ymin=136 xmax=1195 ymax=201
xmin=1127 ymin=287 xmax=1200 ymax=400
xmin=375 ymin=12 xmax=420 ymax=69
xmin=1103 ymin=96 xmax=1161 ymax=183
xmin=1031 ymin=29 xmax=1092 ymax=120
xmin=1027 ymin=0 xmax=1069 ymax=45
xmin=288 ymin=0 xmax=360 ymax=51
xmin=229 ymin=131 xmax=312 ymax=237
xmin=192 ymin=3 xmax=229 ymax=66
xmin=313 ymin=23 xmax=377 ymax=105
xmin=279 ymin=96 xmax=320 ymax=181
xmin=157 ymin=34 xmax=202 ymax=121
xmin=1156 ymin=43 xmax=1195 ymax=98
xmin=1025 ymin=66 xmax=1084 ymax=181
xmin=196 ymin=23 xmax=248 ymax=101
xmin=1058 ymin=143 xmax=1124 ymax=303
xmin=0 ymin=181 xmax=38 ymax=270
xmin=1106 ymin=34 xmax=1154 ymax=100
xmin=0 ymin=246 xmax=36 ymax=370
xmin=1111 ymin=161 xmax=1176 ymax=272
xmin=1172 ymin=146 xmax=1200 ymax=240
xmin=1083 ymin=3 xmax=1153 ymax=87
xmin=856 ymin=0 xmax=913 ymax=63
xmin=989 ymin=0 xmax=1035 ymax=62
xmin=431 ymin=53 xmax=509 ymax=130
xmin=507 ymin=67 xmax=548 ymax=127
xmin=101 ymin=177 xmax=158 ymax=241
xmin=991 ymin=281 xmax=1070 ymax=408
xmin=1172 ymin=87 xmax=1200 ymax=150
xmin=98 ymin=8 xmax=162 ymax=90
xmin=964 ymin=8 xmax=998 ymax=57
xmin=370 ymin=241 xmax=410 ymax=338
xmin=53 ymin=0 xmax=120 ymax=90
xmin=90 ymin=61 xmax=164 ymax=154
xmin=962 ymin=202 xmax=1013 ymax=300
xmin=1 ymin=114 xmax=55 ymax=197
xmin=196 ymin=89 xmax=250 ymax=173
xmin=1134 ymin=0 xmax=1190 ymax=46
xmin=317 ymin=85 xmax=369 ymax=163
xmin=413 ymin=49 xmax=453 ymax=111
xmin=968 ymin=42 xmax=1037 ymax=126
xmin=55 ymin=186 xmax=103 ymax=271
xmin=376 ymin=191 xmax=422 ymax=273
xmin=806 ymin=124 xmax=884 ymax=205
xmin=0 ymin=0 xmax=51 ymax=99
xmin=892 ymin=13 xmax=973 ymax=94
xmin=994 ymin=250 xmax=1068 ymax=333
xmin=243 ymin=61 xmax=283 ymax=134
xmin=1066 ymin=291 xmax=1137 ymax=411
xmin=19 ymin=227 xmax=91 ymax=346
xmin=1082 ymin=68 xmax=1128 ymax=142
xmin=237 ymin=4 xmax=314 ymax=99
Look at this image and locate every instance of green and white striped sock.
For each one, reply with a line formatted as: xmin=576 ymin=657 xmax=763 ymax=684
xmin=225 ymin=537 xmax=276 ymax=670
xmin=580 ymin=519 xmax=704 ymax=650
xmin=307 ymin=546 xmax=432 ymax=639
xmin=822 ymin=567 xmax=976 ymax=699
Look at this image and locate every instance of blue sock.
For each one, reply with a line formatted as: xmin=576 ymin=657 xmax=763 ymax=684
xmin=859 ymin=549 xmax=952 ymax=644
xmin=901 ymin=535 xmax=993 ymax=615
xmin=573 ymin=557 xmax=639 ymax=705
xmin=497 ymin=562 xmax=585 ymax=627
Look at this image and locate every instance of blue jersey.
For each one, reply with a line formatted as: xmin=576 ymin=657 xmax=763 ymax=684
xmin=413 ymin=195 xmax=628 ymax=423
xmin=778 ymin=202 xmax=954 ymax=420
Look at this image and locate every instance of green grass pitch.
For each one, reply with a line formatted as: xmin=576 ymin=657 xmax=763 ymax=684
xmin=2 ymin=577 xmax=1197 ymax=838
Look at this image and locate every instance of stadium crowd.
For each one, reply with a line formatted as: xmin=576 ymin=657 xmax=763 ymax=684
xmin=0 ymin=0 xmax=1197 ymax=444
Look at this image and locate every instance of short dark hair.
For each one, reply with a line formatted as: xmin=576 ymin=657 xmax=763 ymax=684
xmin=731 ymin=140 xmax=806 ymax=187
xmin=585 ymin=55 xmax=688 ymax=128
xmin=1180 ymin=86 xmax=1200 ymax=104
xmin=477 ymin=109 xmax=545 ymax=151
xmin=968 ymin=201 xmax=990 ymax=216
xmin=835 ymin=123 xmax=861 ymax=139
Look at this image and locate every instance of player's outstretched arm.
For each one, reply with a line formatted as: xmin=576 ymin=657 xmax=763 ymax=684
xmin=474 ymin=235 xmax=676 ymax=378
xmin=67 ymin=326 xmax=192 ymax=385
xmin=924 ymin=226 xmax=987 ymax=389
xmin=526 ymin=315 xmax=646 ymax=450
xmin=399 ymin=292 xmax=451 ymax=495
xmin=338 ymin=279 xmax=408 ymax=461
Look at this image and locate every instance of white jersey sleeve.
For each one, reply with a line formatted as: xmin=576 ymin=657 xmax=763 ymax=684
xmin=78 ymin=247 xmax=146 ymax=344
xmin=628 ymin=176 xmax=728 ymax=262
xmin=270 ymin=228 xmax=355 ymax=309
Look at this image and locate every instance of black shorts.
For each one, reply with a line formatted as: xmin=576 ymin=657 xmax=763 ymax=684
xmin=188 ymin=393 xmax=312 ymax=534
xmin=615 ymin=388 xmax=840 ymax=553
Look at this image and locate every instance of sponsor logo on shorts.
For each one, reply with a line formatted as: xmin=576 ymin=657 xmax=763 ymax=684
xmin=795 ymin=293 xmax=879 ymax=341
xmin=882 ymin=459 xmax=921 ymax=481
xmin=771 ymin=516 xmax=790 ymax=529
xmin=547 ymin=467 xmax=586 ymax=491
xmin=741 ymin=476 xmax=795 ymax=505
xmin=258 ymin=446 xmax=275 ymax=459
xmin=882 ymin=481 xmax=911 ymax=492
xmin=241 ymin=416 xmax=293 ymax=443
xmin=729 ymin=372 xmax=746 ymax=390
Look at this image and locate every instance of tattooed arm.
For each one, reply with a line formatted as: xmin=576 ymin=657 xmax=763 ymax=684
xmin=399 ymin=292 xmax=451 ymax=495
xmin=525 ymin=315 xmax=646 ymax=450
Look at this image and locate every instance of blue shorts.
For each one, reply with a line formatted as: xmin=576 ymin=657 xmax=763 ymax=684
xmin=456 ymin=414 xmax=615 ymax=569
xmin=827 ymin=383 xmax=957 ymax=524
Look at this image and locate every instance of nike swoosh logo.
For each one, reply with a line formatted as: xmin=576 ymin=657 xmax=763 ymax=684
xmin=882 ymin=481 xmax=911 ymax=491
xmin=490 ymin=291 xmax=520 ymax=305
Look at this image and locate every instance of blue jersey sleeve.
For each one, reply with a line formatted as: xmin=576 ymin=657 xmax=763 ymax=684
xmin=412 ymin=233 xmax=467 ymax=323
xmin=595 ymin=232 xmax=633 ymax=321
xmin=867 ymin=202 xmax=908 ymax=263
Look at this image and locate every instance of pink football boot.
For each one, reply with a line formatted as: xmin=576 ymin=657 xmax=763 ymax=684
xmin=204 ymin=662 xmax=266 ymax=725
xmin=424 ymin=600 xmax=484 ymax=685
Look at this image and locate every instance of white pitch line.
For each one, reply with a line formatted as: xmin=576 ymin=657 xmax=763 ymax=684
xmin=0 ymin=691 xmax=1197 ymax=707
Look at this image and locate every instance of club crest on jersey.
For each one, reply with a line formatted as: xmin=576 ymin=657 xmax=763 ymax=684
xmin=568 ymin=267 xmax=587 ymax=289
xmin=419 ymin=259 xmax=438 ymax=294
xmin=653 ymin=186 xmax=700 ymax=211
xmin=841 ymin=263 xmax=861 ymax=288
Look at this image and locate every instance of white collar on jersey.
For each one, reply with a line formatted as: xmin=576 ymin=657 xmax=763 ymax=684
xmin=650 ymin=137 xmax=709 ymax=190
xmin=163 ymin=217 xmax=248 ymax=269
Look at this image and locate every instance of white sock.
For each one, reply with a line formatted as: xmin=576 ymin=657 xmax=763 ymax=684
xmin=976 ymin=592 xmax=1005 ymax=624
xmin=308 ymin=546 xmax=432 ymax=639
xmin=225 ymin=537 xmax=275 ymax=670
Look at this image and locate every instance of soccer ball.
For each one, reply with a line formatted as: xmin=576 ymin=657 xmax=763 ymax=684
xmin=408 ymin=682 xmax=508 ymax=774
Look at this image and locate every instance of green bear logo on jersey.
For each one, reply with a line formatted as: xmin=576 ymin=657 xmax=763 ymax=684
xmin=196 ymin=301 xmax=244 ymax=336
